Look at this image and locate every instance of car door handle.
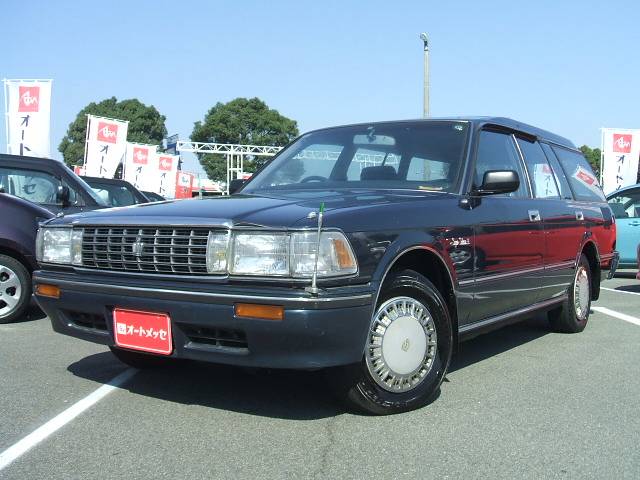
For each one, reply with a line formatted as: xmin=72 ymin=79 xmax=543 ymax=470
xmin=528 ymin=210 xmax=541 ymax=222
xmin=629 ymin=221 xmax=640 ymax=226
xmin=575 ymin=211 xmax=584 ymax=221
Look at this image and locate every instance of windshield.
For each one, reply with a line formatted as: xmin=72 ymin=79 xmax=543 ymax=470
xmin=243 ymin=121 xmax=469 ymax=194
xmin=86 ymin=181 xmax=144 ymax=207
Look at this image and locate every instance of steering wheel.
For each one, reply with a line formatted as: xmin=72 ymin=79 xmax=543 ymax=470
xmin=300 ymin=175 xmax=328 ymax=183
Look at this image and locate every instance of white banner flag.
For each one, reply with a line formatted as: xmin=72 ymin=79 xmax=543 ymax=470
xmin=4 ymin=79 xmax=52 ymax=157
xmin=83 ymin=115 xmax=129 ymax=178
xmin=123 ymin=143 xmax=158 ymax=191
xmin=601 ymin=128 xmax=640 ymax=195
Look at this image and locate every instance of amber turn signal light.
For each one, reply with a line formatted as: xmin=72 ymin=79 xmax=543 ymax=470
xmin=35 ymin=283 xmax=60 ymax=299
xmin=235 ymin=303 xmax=284 ymax=321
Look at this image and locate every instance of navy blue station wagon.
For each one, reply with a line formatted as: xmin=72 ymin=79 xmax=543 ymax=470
xmin=33 ymin=118 xmax=618 ymax=414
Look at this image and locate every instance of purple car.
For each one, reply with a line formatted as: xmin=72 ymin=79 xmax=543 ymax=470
xmin=0 ymin=193 xmax=53 ymax=323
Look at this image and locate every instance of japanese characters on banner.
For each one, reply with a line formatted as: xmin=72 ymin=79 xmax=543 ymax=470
xmin=4 ymin=79 xmax=52 ymax=157
xmin=155 ymin=154 xmax=180 ymax=198
xmin=175 ymin=172 xmax=194 ymax=199
xmin=601 ymin=128 xmax=640 ymax=194
xmin=123 ymin=142 xmax=158 ymax=192
xmin=83 ymin=115 xmax=129 ymax=178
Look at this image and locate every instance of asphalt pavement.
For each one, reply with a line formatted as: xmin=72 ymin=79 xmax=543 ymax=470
xmin=1 ymin=276 xmax=639 ymax=479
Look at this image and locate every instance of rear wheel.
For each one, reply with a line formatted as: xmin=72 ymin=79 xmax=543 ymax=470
xmin=330 ymin=269 xmax=453 ymax=415
xmin=548 ymin=253 xmax=591 ymax=333
xmin=0 ymin=254 xmax=31 ymax=324
xmin=109 ymin=346 xmax=172 ymax=369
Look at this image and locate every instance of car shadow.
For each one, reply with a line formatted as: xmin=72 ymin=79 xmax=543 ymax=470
xmin=67 ymin=314 xmax=553 ymax=420
xmin=613 ymin=283 xmax=640 ymax=294
xmin=11 ymin=302 xmax=48 ymax=324
xmin=449 ymin=313 xmax=550 ymax=374
xmin=68 ymin=352 xmax=344 ymax=420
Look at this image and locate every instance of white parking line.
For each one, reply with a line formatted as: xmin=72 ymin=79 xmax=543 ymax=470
xmin=0 ymin=368 xmax=137 ymax=472
xmin=601 ymin=287 xmax=640 ymax=296
xmin=592 ymin=306 xmax=640 ymax=327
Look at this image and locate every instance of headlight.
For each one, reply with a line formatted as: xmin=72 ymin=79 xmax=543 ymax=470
xmin=291 ymin=231 xmax=357 ymax=277
xmin=208 ymin=230 xmax=357 ymax=278
xmin=37 ymin=227 xmax=83 ymax=265
xmin=231 ymin=233 xmax=290 ymax=276
xmin=206 ymin=231 xmax=229 ymax=273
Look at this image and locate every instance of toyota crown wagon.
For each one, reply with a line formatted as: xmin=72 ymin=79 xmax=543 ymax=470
xmin=33 ymin=117 xmax=618 ymax=415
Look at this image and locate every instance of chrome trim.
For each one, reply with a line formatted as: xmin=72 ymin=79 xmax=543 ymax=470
xmin=467 ymin=265 xmax=545 ymax=284
xmin=459 ymin=261 xmax=575 ymax=286
xmin=34 ymin=277 xmax=373 ymax=304
xmin=459 ymin=295 xmax=566 ymax=334
xmin=528 ymin=210 xmax=541 ymax=222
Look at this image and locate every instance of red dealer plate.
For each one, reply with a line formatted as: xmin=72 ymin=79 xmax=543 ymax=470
xmin=113 ymin=308 xmax=173 ymax=355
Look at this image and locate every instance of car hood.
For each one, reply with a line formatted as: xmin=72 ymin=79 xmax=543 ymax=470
xmin=52 ymin=189 xmax=450 ymax=230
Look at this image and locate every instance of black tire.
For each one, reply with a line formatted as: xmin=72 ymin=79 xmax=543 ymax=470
xmin=548 ymin=253 xmax=591 ymax=333
xmin=0 ymin=254 xmax=31 ymax=324
xmin=109 ymin=346 xmax=172 ymax=369
xmin=329 ymin=269 xmax=453 ymax=415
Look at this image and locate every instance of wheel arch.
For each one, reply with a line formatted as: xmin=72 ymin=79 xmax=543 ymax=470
xmin=374 ymin=246 xmax=459 ymax=344
xmin=0 ymin=244 xmax=35 ymax=274
xmin=580 ymin=239 xmax=601 ymax=301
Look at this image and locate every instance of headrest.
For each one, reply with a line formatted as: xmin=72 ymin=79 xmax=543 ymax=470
xmin=360 ymin=165 xmax=397 ymax=181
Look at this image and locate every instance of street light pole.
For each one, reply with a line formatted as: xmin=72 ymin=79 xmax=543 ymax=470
xmin=420 ymin=33 xmax=429 ymax=118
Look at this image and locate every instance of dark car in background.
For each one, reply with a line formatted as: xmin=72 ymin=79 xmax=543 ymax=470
xmin=141 ymin=191 xmax=166 ymax=202
xmin=0 ymin=154 xmax=105 ymax=215
xmin=0 ymin=193 xmax=54 ymax=323
xmin=81 ymin=176 xmax=149 ymax=207
xmin=33 ymin=118 xmax=618 ymax=414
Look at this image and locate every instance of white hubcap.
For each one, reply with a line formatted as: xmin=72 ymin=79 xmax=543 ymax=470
xmin=366 ymin=296 xmax=437 ymax=393
xmin=382 ymin=315 xmax=427 ymax=375
xmin=0 ymin=265 xmax=22 ymax=318
xmin=574 ymin=266 xmax=590 ymax=320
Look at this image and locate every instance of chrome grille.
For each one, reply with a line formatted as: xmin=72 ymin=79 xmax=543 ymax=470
xmin=81 ymin=227 xmax=212 ymax=275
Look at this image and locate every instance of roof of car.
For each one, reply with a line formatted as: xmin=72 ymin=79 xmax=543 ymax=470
xmin=605 ymin=183 xmax=640 ymax=198
xmin=0 ymin=153 xmax=69 ymax=167
xmin=307 ymin=117 xmax=576 ymax=150
xmin=81 ymin=176 xmax=135 ymax=186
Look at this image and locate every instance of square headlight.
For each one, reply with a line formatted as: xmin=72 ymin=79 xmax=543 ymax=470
xmin=231 ymin=233 xmax=289 ymax=276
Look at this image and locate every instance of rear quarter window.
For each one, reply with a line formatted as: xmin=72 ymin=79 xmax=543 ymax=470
xmin=551 ymin=146 xmax=605 ymax=202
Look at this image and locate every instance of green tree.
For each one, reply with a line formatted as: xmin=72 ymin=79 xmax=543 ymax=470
xmin=191 ymin=97 xmax=299 ymax=181
xmin=579 ymin=145 xmax=602 ymax=176
xmin=58 ymin=97 xmax=167 ymax=166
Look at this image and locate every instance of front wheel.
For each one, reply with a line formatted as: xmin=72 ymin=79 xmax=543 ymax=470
xmin=0 ymin=254 xmax=31 ymax=324
xmin=330 ymin=269 xmax=453 ymax=415
xmin=548 ymin=253 xmax=592 ymax=333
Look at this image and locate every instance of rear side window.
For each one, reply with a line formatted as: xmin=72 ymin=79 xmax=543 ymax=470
xmin=474 ymin=130 xmax=528 ymax=197
xmin=540 ymin=143 xmax=573 ymax=200
xmin=552 ymin=146 xmax=605 ymax=202
xmin=516 ymin=137 xmax=560 ymax=199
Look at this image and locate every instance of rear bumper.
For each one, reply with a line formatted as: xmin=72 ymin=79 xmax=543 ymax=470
xmin=607 ymin=251 xmax=620 ymax=280
xmin=33 ymin=271 xmax=375 ymax=369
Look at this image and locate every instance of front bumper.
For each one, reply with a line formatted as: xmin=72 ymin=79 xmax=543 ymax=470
xmin=33 ymin=271 xmax=375 ymax=369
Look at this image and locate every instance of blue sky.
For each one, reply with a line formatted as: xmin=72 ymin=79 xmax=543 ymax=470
xmin=2 ymin=0 xmax=639 ymax=174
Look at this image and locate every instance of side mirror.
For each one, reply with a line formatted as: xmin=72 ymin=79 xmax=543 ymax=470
xmin=0 ymin=184 xmax=5 ymax=194
xmin=56 ymin=185 xmax=70 ymax=206
xmin=475 ymin=170 xmax=520 ymax=195
xmin=229 ymin=179 xmax=246 ymax=195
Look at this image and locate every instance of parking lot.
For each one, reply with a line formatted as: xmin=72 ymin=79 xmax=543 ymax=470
xmin=1 ymin=274 xmax=639 ymax=479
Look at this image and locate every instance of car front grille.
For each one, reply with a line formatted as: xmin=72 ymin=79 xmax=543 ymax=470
xmin=81 ymin=227 xmax=213 ymax=275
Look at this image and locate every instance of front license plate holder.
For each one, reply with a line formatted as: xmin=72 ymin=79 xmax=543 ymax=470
xmin=113 ymin=308 xmax=173 ymax=355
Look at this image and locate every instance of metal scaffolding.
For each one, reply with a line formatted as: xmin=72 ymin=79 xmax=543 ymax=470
xmin=176 ymin=141 xmax=282 ymax=195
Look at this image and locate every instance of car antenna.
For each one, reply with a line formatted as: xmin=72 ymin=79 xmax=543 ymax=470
xmin=305 ymin=201 xmax=324 ymax=296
